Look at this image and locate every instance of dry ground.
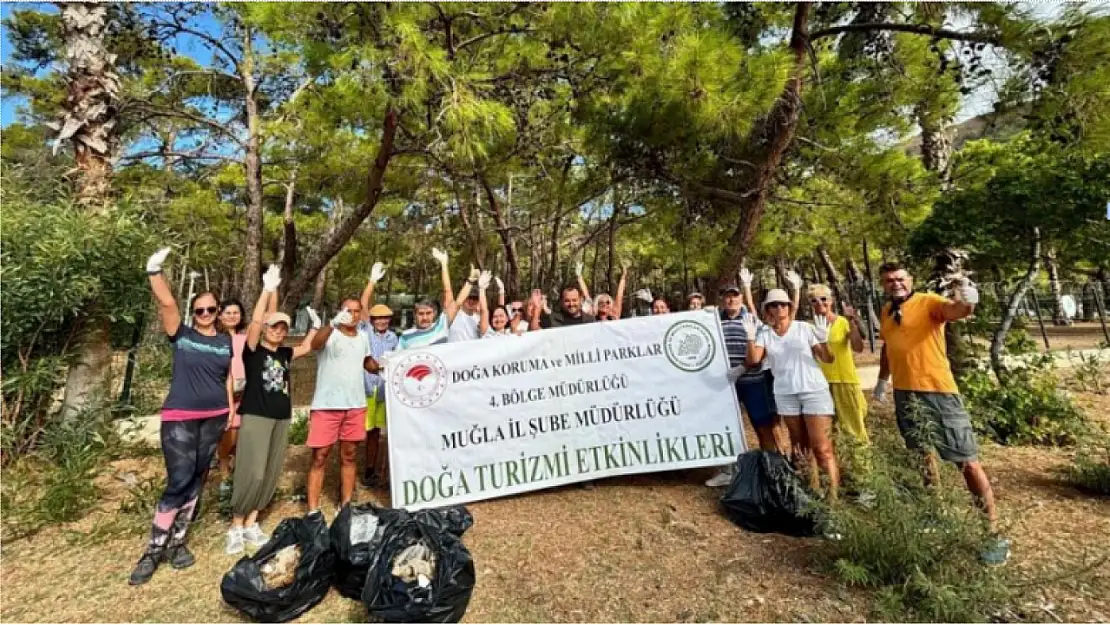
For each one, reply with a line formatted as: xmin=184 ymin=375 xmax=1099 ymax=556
xmin=3 ymin=397 xmax=1108 ymax=622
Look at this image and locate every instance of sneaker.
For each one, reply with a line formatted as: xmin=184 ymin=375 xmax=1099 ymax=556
xmin=242 ymin=523 xmax=269 ymax=548
xmin=705 ymin=469 xmax=734 ymax=488
xmin=128 ymin=548 xmax=163 ymax=585
xmin=166 ymin=540 xmax=196 ymax=569
xmin=225 ymin=527 xmax=245 ymax=555
xmin=981 ymin=536 xmax=1011 ymax=566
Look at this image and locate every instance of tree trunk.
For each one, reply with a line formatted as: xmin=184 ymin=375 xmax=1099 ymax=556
xmin=280 ymin=170 xmax=298 ymax=288
xmin=56 ymin=2 xmax=120 ymax=209
xmin=282 ymin=108 xmax=397 ymax=310
xmin=606 ymin=186 xmax=621 ymax=293
xmin=991 ymin=229 xmax=1041 ymax=382
xmin=311 ymin=262 xmax=329 ymax=312
xmin=240 ymin=26 xmax=265 ymax=310
xmin=712 ymin=3 xmax=810 ymax=296
xmin=817 ymin=245 xmax=846 ymax=302
xmin=915 ymin=103 xmax=955 ymax=187
xmin=1044 ymin=247 xmax=1069 ymax=325
xmin=455 ymin=183 xmax=485 ymax=269
xmin=57 ymin=2 xmax=121 ymax=419
xmin=480 ymin=175 xmax=521 ymax=298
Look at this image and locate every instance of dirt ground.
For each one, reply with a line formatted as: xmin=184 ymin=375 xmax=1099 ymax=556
xmin=2 ymin=389 xmax=1109 ymax=623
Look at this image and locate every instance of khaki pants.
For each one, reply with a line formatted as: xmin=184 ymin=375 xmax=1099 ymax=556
xmin=231 ymin=414 xmax=290 ymax=516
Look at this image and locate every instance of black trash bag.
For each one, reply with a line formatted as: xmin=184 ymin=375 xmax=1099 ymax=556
xmin=362 ymin=506 xmax=476 ymax=623
xmin=330 ymin=503 xmax=407 ymax=599
xmin=720 ymin=450 xmax=817 ymax=537
xmin=220 ymin=513 xmax=336 ymax=622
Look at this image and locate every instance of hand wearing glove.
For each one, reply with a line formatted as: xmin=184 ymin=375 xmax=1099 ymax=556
xmin=812 ymin=315 xmax=830 ymax=343
xmin=635 ymin=288 xmax=653 ymax=303
xmin=494 ymin=277 xmax=504 ymax=293
xmin=431 ymin=247 xmax=448 ymax=265
xmin=620 ymin=258 xmax=631 ymax=272
xmin=785 ymin=270 xmax=802 ymax=291
xmin=468 ymin=265 xmax=480 ymax=283
xmin=726 ymin=365 xmax=746 ymax=383
xmin=306 ymin=307 xmax=322 ymax=330
xmin=369 ymin=262 xmax=387 ymax=284
xmin=872 ymin=379 xmax=889 ymax=402
xmin=331 ymin=308 xmax=353 ymax=328
xmin=262 ymin=264 xmax=282 ymax=292
xmin=575 ymin=261 xmax=584 ymax=277
xmin=954 ymin=280 xmax=979 ymax=305
xmin=478 ymin=270 xmax=492 ymax=290
xmin=146 ymin=247 xmax=172 ymax=274
xmin=739 ymin=312 xmax=757 ymax=340
xmin=739 ymin=267 xmax=753 ymax=287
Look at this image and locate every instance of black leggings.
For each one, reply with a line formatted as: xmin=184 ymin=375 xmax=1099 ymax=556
xmin=148 ymin=415 xmax=228 ymax=547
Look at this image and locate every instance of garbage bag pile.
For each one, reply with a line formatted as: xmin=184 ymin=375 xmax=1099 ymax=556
xmin=221 ymin=505 xmax=474 ymax=623
xmin=719 ymin=450 xmax=818 ymax=537
xmin=220 ymin=513 xmax=337 ymax=622
xmin=362 ymin=506 xmax=475 ymax=623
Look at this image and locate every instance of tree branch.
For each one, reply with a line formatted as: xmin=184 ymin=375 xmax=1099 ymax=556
xmin=810 ymin=22 xmax=1001 ymax=45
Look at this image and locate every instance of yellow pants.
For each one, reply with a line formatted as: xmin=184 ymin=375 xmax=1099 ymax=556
xmin=365 ymin=387 xmax=388 ymax=432
xmin=829 ymin=382 xmax=869 ymax=444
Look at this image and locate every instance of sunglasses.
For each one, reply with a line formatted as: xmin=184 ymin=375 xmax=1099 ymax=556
xmin=766 ymin=302 xmax=790 ymax=309
xmin=194 ymin=306 xmax=218 ymax=316
xmin=809 ymin=297 xmax=828 ymax=304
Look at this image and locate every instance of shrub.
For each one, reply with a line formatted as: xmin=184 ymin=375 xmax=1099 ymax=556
xmin=1066 ymin=350 xmax=1109 ymax=395
xmin=960 ymin=357 xmax=1088 ymax=446
xmin=288 ymin=408 xmax=310 ymax=445
xmin=1060 ymin=445 xmax=1110 ymax=496
xmin=820 ymin=410 xmax=1013 ymax=622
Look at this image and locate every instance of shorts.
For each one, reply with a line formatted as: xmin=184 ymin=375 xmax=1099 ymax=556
xmin=894 ymin=390 xmax=979 ymax=463
xmin=307 ymin=408 xmax=368 ymax=448
xmin=365 ymin=388 xmax=387 ymax=432
xmin=735 ymin=372 xmax=777 ymax=428
xmin=775 ymin=389 xmax=835 ymax=416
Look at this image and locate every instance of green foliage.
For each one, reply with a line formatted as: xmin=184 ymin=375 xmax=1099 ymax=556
xmin=0 ymin=178 xmax=159 ymax=458
xmin=1065 ymin=350 xmax=1109 ymax=395
xmin=288 ymin=408 xmax=310 ymax=446
xmin=1060 ymin=446 xmax=1110 ymax=496
xmin=0 ymin=408 xmax=121 ymax=541
xmin=820 ymin=419 xmax=1013 ymax=622
xmin=960 ymin=358 xmax=1088 ymax=447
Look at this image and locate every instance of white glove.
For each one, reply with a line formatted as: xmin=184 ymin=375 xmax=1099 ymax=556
xmin=431 ymin=247 xmax=448 ymax=265
xmin=812 ymin=315 xmax=830 ymax=343
xmin=581 ymin=298 xmax=595 ymax=315
xmin=146 ymin=247 xmax=171 ymax=273
xmin=494 ymin=277 xmax=504 ymax=293
xmin=740 ymin=312 xmax=757 ymax=339
xmin=739 ymin=267 xmax=753 ymax=287
xmin=262 ymin=264 xmax=282 ymax=292
xmin=635 ymin=288 xmax=653 ymax=303
xmin=956 ymin=281 xmax=979 ymax=305
xmin=575 ymin=261 xmax=584 ymax=277
xmin=331 ymin=308 xmax=353 ymax=328
xmin=369 ymin=261 xmax=387 ymax=284
xmin=478 ymin=270 xmax=492 ymax=290
xmin=872 ymin=379 xmax=889 ymax=402
xmin=726 ymin=365 xmax=746 ymax=383
xmin=305 ymin=307 xmax=322 ymax=330
xmin=785 ymin=270 xmax=802 ymax=291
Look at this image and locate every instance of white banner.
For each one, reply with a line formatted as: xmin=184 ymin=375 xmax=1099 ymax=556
xmin=385 ymin=310 xmax=746 ymax=510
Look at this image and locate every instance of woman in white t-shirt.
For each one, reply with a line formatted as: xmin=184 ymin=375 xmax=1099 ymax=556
xmin=478 ymin=272 xmax=523 ymax=338
xmin=743 ymin=288 xmax=840 ymax=500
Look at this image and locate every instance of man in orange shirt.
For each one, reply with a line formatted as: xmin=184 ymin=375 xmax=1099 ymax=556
xmin=873 ymin=262 xmax=1008 ymax=565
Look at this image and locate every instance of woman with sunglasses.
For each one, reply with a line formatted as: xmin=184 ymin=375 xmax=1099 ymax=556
xmin=808 ymin=284 xmax=869 ymax=449
xmin=575 ymin=258 xmax=629 ymax=322
xmin=743 ymin=289 xmax=840 ymax=501
xmin=130 ymin=247 xmax=234 ymax=585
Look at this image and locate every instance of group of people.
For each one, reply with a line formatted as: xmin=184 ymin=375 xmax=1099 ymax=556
xmin=129 ymin=246 xmax=1007 ymax=585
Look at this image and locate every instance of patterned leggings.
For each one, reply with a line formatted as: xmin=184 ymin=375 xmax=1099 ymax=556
xmin=149 ymin=415 xmax=228 ymax=548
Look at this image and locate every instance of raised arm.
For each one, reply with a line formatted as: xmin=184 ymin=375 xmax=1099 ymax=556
xmin=247 ymin=270 xmax=272 ymax=350
xmin=786 ymin=270 xmax=802 ymax=321
xmin=478 ymin=271 xmax=492 ymax=336
xmin=740 ymin=314 xmax=765 ymax=367
xmin=941 ymin=281 xmax=978 ymax=321
xmin=842 ymin=304 xmax=865 ymax=354
xmin=613 ymin=259 xmax=629 ymax=319
xmin=811 ymin=316 xmax=834 ymax=363
xmin=146 ymin=247 xmax=180 ymax=336
xmin=495 ymin=277 xmax=506 ymax=308
xmin=293 ymin=307 xmax=321 ymax=359
xmin=575 ymin=261 xmax=592 ymax=302
xmin=739 ymin=267 xmax=757 ymax=316
xmin=361 ymin=261 xmax=387 ymax=312
xmin=308 ymin=307 xmax=333 ymax=351
xmin=528 ymin=290 xmax=544 ymax=331
xmin=453 ymin=266 xmax=480 ymax=320
xmin=432 ymin=248 xmax=460 ymax=322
